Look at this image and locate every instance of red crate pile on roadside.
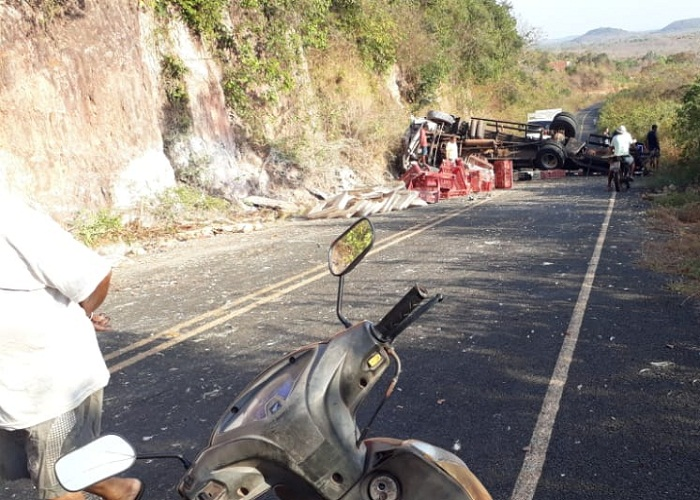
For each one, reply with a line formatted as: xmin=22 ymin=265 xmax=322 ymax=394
xmin=401 ymin=154 xmax=514 ymax=203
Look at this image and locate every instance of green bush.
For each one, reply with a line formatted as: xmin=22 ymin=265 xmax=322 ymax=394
xmin=651 ymin=190 xmax=700 ymax=208
xmin=331 ymin=0 xmax=399 ymax=73
xmin=161 ymin=54 xmax=193 ymax=140
xmin=72 ymin=210 xmax=125 ymax=246
xmin=675 ymin=76 xmax=700 ymax=161
xmin=161 ymin=55 xmax=189 ymax=103
xmin=154 ymin=0 xmax=229 ymax=39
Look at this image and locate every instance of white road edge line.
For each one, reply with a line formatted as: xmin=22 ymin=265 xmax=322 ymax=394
xmin=510 ymin=192 xmax=616 ymax=500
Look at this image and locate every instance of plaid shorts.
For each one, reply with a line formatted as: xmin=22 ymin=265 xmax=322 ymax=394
xmin=0 ymin=390 xmax=103 ymax=499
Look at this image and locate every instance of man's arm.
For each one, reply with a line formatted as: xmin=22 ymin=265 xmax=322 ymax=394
xmin=79 ymin=270 xmax=112 ymax=316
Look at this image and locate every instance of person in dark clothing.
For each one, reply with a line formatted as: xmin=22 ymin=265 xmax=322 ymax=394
xmin=645 ymin=124 xmax=660 ymax=170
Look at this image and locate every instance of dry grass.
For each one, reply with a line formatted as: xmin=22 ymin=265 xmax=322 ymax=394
xmin=298 ymin=39 xmax=409 ymax=184
xmin=643 ymin=200 xmax=700 ymax=298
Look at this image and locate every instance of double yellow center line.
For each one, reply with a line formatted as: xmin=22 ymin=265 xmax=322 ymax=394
xmin=105 ymin=197 xmax=496 ymax=374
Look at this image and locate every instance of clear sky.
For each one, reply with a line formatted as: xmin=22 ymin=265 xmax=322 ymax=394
xmin=506 ymin=0 xmax=700 ymax=40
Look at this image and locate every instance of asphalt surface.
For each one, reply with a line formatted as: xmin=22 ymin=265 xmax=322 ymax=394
xmin=3 ymin=175 xmax=700 ymax=500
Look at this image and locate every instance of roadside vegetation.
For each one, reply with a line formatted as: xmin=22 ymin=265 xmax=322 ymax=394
xmin=595 ymin=58 xmax=700 ymax=299
xmin=70 ymin=186 xmax=248 ymax=250
xmin=63 ymin=1 xmax=700 ymax=299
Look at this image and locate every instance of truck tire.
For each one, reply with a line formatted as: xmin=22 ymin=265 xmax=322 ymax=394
xmin=426 ymin=110 xmax=455 ymax=126
xmin=535 ymin=142 xmax=566 ymax=169
xmin=457 ymin=119 xmax=469 ymax=137
xmin=550 ymin=112 xmax=579 ymax=138
xmin=400 ymin=153 xmax=411 ymax=172
xmin=554 ymin=111 xmax=577 ymax=122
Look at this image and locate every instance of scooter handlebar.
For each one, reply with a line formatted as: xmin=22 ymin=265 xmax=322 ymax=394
xmin=374 ymin=285 xmax=439 ymax=343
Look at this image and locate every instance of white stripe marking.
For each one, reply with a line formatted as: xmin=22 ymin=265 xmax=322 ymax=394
xmin=511 ymin=192 xmax=616 ymax=500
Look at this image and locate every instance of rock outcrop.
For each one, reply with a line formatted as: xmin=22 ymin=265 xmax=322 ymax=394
xmin=0 ymin=1 xmax=261 ymax=221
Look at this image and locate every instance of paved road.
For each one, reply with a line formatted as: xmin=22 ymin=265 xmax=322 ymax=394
xmin=577 ymin=103 xmax=602 ymax=139
xmin=3 ymin=176 xmax=699 ymax=499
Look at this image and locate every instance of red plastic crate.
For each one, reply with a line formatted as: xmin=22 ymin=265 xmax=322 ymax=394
xmin=540 ymin=169 xmax=566 ymax=179
xmin=493 ymin=160 xmax=513 ymax=189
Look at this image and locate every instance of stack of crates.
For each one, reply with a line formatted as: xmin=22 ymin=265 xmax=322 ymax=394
xmin=464 ymin=155 xmax=495 ymax=193
xmin=493 ymin=160 xmax=513 ymax=189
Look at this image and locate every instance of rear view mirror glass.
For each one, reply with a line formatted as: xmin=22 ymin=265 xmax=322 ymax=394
xmin=328 ymin=218 xmax=374 ymax=276
xmin=55 ymin=434 xmax=136 ymax=492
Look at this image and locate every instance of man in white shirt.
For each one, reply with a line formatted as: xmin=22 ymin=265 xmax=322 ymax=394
xmin=609 ymin=125 xmax=636 ymax=190
xmin=0 ymin=196 xmax=143 ymax=500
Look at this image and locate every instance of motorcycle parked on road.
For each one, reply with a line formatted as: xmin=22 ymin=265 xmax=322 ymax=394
xmin=55 ymin=217 xmax=492 ymax=500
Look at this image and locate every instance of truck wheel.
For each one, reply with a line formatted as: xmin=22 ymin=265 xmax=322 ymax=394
xmin=401 ymin=153 xmax=411 ymax=171
xmin=550 ymin=113 xmax=579 ymax=138
xmin=457 ymin=119 xmax=469 ymax=137
xmin=535 ymin=143 xmax=566 ymax=169
xmin=426 ymin=110 xmax=455 ymax=126
xmin=555 ymin=111 xmax=577 ymax=122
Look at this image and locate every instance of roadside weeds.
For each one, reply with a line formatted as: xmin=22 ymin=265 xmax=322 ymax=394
xmin=642 ymin=186 xmax=700 ymax=301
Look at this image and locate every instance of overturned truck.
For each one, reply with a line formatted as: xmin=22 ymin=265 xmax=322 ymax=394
xmin=400 ymin=110 xmax=586 ymax=172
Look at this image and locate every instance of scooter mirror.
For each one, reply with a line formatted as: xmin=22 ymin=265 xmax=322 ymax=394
xmin=328 ymin=218 xmax=374 ymax=276
xmin=55 ymin=434 xmax=136 ymax=492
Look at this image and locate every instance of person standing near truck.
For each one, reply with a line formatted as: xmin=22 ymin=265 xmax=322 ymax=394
xmin=645 ymin=124 xmax=660 ymax=171
xmin=419 ymin=122 xmax=429 ymax=166
xmin=445 ymin=135 xmax=459 ymax=163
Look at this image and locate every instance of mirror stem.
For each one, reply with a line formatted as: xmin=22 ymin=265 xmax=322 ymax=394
xmin=336 ymin=275 xmax=351 ymax=328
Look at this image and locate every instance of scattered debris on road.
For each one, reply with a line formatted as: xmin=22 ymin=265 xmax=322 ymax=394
xmin=305 ymin=182 xmax=427 ymax=219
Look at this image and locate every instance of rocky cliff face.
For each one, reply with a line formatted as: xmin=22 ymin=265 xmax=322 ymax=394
xmin=0 ymin=1 xmax=262 ymax=221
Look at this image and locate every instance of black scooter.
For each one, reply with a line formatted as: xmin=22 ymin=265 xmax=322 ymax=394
xmin=56 ymin=217 xmax=492 ymax=500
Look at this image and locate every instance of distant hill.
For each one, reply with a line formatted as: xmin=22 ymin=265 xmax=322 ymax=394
xmin=659 ymin=18 xmax=700 ymax=32
xmin=573 ymin=27 xmax=630 ymax=43
xmin=538 ymin=18 xmax=700 ymax=57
